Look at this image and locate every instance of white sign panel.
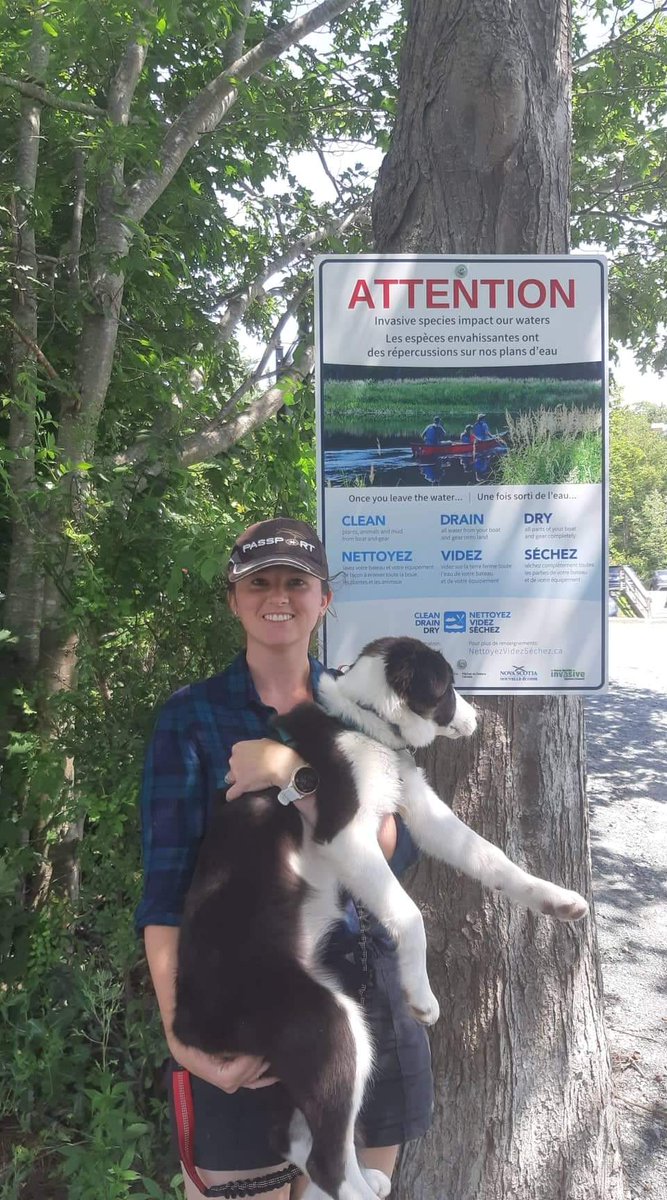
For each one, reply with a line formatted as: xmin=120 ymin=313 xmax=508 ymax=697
xmin=315 ymin=255 xmax=608 ymax=694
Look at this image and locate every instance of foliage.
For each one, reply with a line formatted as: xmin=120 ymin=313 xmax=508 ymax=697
xmin=322 ymin=375 xmax=602 ymax=436
xmin=572 ymin=0 xmax=667 ymax=369
xmin=0 ymin=396 xmax=318 ymax=1192
xmin=609 ymin=405 xmax=667 ymax=579
xmin=1 ymin=0 xmax=667 ymax=1194
xmin=500 ymin=431 xmax=603 ymax=485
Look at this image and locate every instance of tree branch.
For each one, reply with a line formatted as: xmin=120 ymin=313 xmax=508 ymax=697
xmin=314 ymin=144 xmax=345 ymax=202
xmin=106 ymin=1 xmax=154 ymax=128
xmin=576 ymin=209 xmax=667 ymax=229
xmin=114 ymin=281 xmax=311 ymax=473
xmin=574 ymin=2 xmax=667 ymax=69
xmin=216 ymin=200 xmax=368 ymax=345
xmin=7 ymin=315 xmax=59 ymax=379
xmin=217 ymin=280 xmax=312 ymax=421
xmin=143 ymin=348 xmax=315 ymax=481
xmin=223 ymin=0 xmax=253 ymax=69
xmin=66 ymin=148 xmax=86 ymax=289
xmin=0 ymin=72 xmax=107 ymax=119
xmin=123 ymin=0 xmax=358 ymax=224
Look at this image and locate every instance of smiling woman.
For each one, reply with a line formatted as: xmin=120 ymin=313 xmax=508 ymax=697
xmin=227 ymin=526 xmax=331 ymax=660
xmin=137 ymin=517 xmax=433 ymax=1200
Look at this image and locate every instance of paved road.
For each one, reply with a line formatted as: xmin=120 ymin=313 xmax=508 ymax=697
xmin=586 ymin=614 xmax=667 ymax=1199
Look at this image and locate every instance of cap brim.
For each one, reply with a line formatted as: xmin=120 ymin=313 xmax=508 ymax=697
xmin=228 ymin=555 xmax=327 ymax=581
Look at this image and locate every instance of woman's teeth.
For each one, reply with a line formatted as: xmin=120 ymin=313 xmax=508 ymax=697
xmin=263 ymin=613 xmax=293 ymax=622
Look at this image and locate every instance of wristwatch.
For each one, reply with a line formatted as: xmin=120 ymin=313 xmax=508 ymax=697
xmin=277 ymin=765 xmax=320 ymax=806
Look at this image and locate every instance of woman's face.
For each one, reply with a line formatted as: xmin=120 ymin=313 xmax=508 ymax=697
xmin=229 ymin=567 xmax=331 ymax=650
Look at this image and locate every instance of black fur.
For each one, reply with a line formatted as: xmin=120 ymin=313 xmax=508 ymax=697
xmin=364 ymin=636 xmax=457 ymax=724
xmin=273 ymin=703 xmax=360 ymax=843
xmin=173 ymin=707 xmax=366 ymax=1197
xmin=173 ymin=640 xmax=457 ymax=1198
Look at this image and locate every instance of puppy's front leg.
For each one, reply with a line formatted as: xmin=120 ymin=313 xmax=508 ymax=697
xmin=322 ymin=821 xmax=440 ymax=1025
xmin=398 ymin=758 xmax=588 ymax=921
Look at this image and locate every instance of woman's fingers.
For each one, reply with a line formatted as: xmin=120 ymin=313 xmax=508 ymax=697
xmin=225 ymin=740 xmax=305 ymax=800
xmin=218 ymin=1054 xmax=277 ymax=1092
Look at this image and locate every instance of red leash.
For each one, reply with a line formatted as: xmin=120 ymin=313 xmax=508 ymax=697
xmin=171 ymin=1068 xmax=299 ymax=1198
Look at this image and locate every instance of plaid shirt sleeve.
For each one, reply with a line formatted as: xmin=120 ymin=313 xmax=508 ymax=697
xmin=135 ymin=690 xmax=209 ymax=931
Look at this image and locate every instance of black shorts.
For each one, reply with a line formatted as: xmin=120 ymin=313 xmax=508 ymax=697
xmin=169 ymin=926 xmax=434 ymax=1171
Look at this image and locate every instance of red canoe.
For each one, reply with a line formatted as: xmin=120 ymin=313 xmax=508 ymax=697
xmin=411 ymin=437 xmax=507 ymax=461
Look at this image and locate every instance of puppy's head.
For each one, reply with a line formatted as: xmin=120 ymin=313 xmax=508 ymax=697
xmin=337 ymin=637 xmax=477 ymax=746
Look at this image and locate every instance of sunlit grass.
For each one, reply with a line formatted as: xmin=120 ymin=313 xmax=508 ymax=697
xmin=323 ymin=376 xmax=601 ymax=437
xmin=500 ymin=431 xmax=602 ymax=484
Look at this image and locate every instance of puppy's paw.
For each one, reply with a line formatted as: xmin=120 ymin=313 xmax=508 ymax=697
xmin=539 ymin=886 xmax=589 ymax=922
xmin=360 ymin=1166 xmax=392 ymax=1197
xmin=406 ymin=990 xmax=440 ymax=1025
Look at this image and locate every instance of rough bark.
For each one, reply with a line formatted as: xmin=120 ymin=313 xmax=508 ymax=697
xmin=372 ymin=3 xmax=626 ymax=1197
xmin=373 ymin=0 xmax=570 ymax=257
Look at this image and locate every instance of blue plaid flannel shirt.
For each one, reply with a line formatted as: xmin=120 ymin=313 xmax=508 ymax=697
xmin=136 ymin=652 xmax=418 ymax=934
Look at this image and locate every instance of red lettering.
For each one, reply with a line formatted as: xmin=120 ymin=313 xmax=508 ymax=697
xmin=348 ymin=279 xmax=375 ymax=309
xmin=550 ymin=278 xmax=575 ymax=307
xmin=374 ymin=278 xmax=399 ymax=307
xmin=426 ymin=279 xmax=450 ymax=308
xmin=398 ymin=278 xmax=424 ymax=307
xmin=480 ymin=279 xmax=504 ymax=307
xmin=452 ymin=278 xmax=478 ymax=308
xmin=518 ymin=278 xmax=547 ymax=308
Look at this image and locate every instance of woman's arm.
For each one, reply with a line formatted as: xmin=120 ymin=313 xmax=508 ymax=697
xmin=144 ymin=925 xmax=276 ymax=1092
xmin=226 ymin=738 xmax=398 ymax=859
xmin=224 ymin=738 xmax=306 ymax=800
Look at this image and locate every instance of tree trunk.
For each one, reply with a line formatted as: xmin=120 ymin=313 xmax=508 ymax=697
xmin=372 ymin=3 xmax=626 ymax=1197
xmin=5 ymin=14 xmax=49 ymax=680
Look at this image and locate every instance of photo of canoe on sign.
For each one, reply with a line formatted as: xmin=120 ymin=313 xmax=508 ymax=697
xmin=322 ymin=364 xmax=603 ymax=488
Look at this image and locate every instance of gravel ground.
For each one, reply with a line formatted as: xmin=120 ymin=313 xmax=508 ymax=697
xmin=585 ymin=606 xmax=667 ymax=1199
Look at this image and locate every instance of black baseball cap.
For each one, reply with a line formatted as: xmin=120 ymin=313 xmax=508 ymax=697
xmin=227 ymin=518 xmax=329 ymax=582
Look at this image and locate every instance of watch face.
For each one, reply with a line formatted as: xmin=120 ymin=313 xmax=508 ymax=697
xmin=293 ymin=766 xmax=319 ymax=795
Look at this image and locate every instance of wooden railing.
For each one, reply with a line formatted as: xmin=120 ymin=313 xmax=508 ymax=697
xmin=608 ymin=564 xmax=652 ymax=618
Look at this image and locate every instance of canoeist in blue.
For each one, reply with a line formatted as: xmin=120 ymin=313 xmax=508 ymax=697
xmin=421 ymin=416 xmax=448 ymax=445
xmin=472 ymin=413 xmax=491 ymax=439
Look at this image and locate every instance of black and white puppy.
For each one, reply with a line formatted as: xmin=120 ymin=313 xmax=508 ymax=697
xmin=174 ymin=637 xmax=588 ymax=1200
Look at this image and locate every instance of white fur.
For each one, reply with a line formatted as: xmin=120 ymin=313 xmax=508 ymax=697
xmin=283 ymin=645 xmax=588 ymax=1198
xmin=440 ymin=690 xmax=478 ymax=739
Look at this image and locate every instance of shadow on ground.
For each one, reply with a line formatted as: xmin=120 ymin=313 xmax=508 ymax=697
xmin=585 ymin=680 xmax=667 ymax=1198
xmin=585 ymin=684 xmax=667 ymax=801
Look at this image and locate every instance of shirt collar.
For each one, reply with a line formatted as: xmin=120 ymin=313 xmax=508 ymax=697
xmin=224 ymin=651 xmax=329 ymax=710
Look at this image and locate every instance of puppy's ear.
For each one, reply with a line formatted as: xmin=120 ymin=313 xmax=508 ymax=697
xmin=383 ymin=639 xmax=454 ymax=715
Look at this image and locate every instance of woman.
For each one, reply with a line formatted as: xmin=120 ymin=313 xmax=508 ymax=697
xmin=136 ymin=517 xmax=433 ymax=1199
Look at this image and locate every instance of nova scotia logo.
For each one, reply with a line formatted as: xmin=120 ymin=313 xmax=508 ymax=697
xmin=443 ymin=611 xmax=466 ymax=633
xmin=500 ymin=664 xmax=538 ymax=682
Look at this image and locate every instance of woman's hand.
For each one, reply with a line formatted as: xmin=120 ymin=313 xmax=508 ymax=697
xmin=226 ymin=740 xmax=398 ymax=853
xmin=225 ymin=739 xmax=304 ymax=800
xmin=169 ymin=1037 xmax=278 ymax=1093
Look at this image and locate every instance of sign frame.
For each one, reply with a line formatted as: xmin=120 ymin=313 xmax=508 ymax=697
xmin=315 ymin=253 xmax=608 ymax=695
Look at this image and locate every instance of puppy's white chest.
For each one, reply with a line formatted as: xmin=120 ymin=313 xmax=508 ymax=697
xmin=337 ymin=730 xmax=403 ymax=818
